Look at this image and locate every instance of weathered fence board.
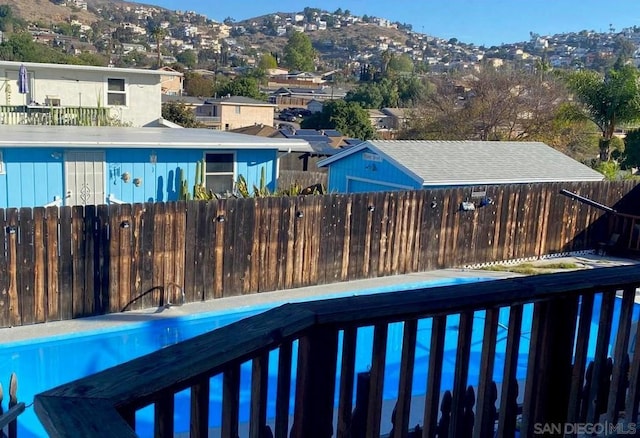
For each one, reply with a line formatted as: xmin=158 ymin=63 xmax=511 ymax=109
xmin=1 ymin=181 xmax=639 ymax=327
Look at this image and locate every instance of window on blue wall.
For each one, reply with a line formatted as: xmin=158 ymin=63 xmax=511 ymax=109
xmin=205 ymin=153 xmax=234 ymax=194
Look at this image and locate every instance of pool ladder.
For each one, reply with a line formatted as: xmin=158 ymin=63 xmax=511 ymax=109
xmin=164 ymin=282 xmax=185 ymax=308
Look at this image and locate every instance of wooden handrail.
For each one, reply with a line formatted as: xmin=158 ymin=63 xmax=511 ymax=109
xmin=34 ymin=265 xmax=640 ymax=437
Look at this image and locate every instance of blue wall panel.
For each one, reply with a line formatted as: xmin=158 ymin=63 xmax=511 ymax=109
xmin=236 ymin=150 xmax=277 ymax=191
xmin=0 ymin=149 xmax=65 ymax=208
xmin=326 ymin=147 xmax=421 ymax=193
xmin=0 ymin=147 xmax=279 ymax=208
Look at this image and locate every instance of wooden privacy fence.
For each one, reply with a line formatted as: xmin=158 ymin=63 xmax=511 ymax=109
xmin=0 ymin=180 xmax=638 ymax=327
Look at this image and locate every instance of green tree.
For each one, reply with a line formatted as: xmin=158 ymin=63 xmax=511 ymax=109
xmin=282 ymin=31 xmax=315 ymax=72
xmin=301 ymin=100 xmax=376 ymax=140
xmin=215 ymin=76 xmax=266 ymax=100
xmin=162 ymin=101 xmax=201 ymax=127
xmin=176 ymin=50 xmax=197 ymax=69
xmin=184 ymin=72 xmax=214 ymax=97
xmin=565 ymin=65 xmax=640 ymax=161
xmin=150 ymin=26 xmax=166 ymax=68
xmin=623 ymin=128 xmax=640 ymax=168
xmin=0 ymin=32 xmax=70 ymax=63
xmin=0 ymin=5 xmax=23 ymax=33
xmin=345 ymin=82 xmax=384 ymax=109
xmin=258 ymin=53 xmax=278 ymax=70
xmin=387 ymin=54 xmax=414 ymax=74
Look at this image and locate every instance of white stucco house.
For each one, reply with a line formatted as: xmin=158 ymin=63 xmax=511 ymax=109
xmin=0 ymin=60 xmax=183 ymax=127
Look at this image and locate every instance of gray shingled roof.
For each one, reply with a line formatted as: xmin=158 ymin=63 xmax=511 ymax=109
xmin=320 ymin=140 xmax=604 ymax=185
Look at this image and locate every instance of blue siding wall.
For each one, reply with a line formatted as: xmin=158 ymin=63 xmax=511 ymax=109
xmin=106 ymin=149 xmax=276 ymax=203
xmin=236 ymin=149 xmax=277 ymax=192
xmin=0 ymin=149 xmax=65 ymax=208
xmin=0 ymin=147 xmax=278 ymax=208
xmin=106 ymin=149 xmax=202 ymax=203
xmin=326 ymin=147 xmax=422 ymax=193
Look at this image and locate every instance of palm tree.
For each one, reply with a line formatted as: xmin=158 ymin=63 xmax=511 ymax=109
xmin=566 ymin=64 xmax=640 ymax=161
xmin=151 ymin=27 xmax=166 ymax=68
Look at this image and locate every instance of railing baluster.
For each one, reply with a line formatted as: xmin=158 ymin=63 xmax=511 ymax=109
xmin=190 ymin=375 xmax=210 ymax=438
xmin=275 ymin=341 xmax=293 ymax=438
xmin=566 ymin=293 xmax=594 ymax=428
xmin=366 ymin=323 xmax=388 ymax=438
xmin=475 ymin=307 xmax=499 ymax=438
xmin=154 ymin=391 xmax=174 ymax=438
xmin=607 ymin=287 xmax=636 ymax=422
xmin=291 ymin=326 xmax=339 ymax=438
xmin=423 ymin=315 xmax=446 ymax=438
xmin=337 ymin=327 xmax=357 ymax=438
xmin=249 ymin=352 xmax=269 ymax=438
xmin=221 ymin=363 xmax=240 ymax=438
xmin=497 ymin=304 xmax=523 ymax=438
xmin=449 ymin=310 xmax=473 ymax=438
xmin=586 ymin=290 xmax=616 ymax=423
xmin=395 ymin=319 xmax=418 ymax=438
xmin=626 ymin=291 xmax=640 ymax=422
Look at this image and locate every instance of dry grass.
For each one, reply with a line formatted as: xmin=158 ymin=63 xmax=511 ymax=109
xmin=479 ymin=262 xmax=581 ymax=275
xmin=5 ymin=0 xmax=97 ymax=25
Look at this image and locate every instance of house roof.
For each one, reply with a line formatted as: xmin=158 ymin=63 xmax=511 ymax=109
xmin=0 ymin=126 xmax=312 ymax=153
xmin=318 ymin=140 xmax=604 ymax=185
xmin=0 ymin=60 xmax=183 ymax=77
xmin=230 ymin=124 xmax=284 ymax=138
xmin=162 ymin=95 xmax=205 ymax=105
xmin=204 ymin=96 xmax=276 ymax=107
xmin=381 ymin=108 xmax=410 ymax=118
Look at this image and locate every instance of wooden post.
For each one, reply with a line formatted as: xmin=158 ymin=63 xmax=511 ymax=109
xmin=522 ymin=296 xmax=579 ymax=436
xmin=291 ymin=326 xmax=339 ymax=438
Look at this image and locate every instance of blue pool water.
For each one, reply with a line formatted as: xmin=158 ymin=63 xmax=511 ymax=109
xmin=0 ymin=277 xmax=631 ymax=437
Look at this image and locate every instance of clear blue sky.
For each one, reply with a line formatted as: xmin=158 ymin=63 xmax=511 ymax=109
xmin=135 ymin=0 xmax=640 ymax=47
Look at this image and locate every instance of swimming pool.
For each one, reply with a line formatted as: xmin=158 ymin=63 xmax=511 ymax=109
xmin=0 ymin=277 xmax=628 ymax=437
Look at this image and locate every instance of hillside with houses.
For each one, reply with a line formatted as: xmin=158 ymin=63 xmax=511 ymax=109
xmin=1 ymin=0 xmax=640 ymax=75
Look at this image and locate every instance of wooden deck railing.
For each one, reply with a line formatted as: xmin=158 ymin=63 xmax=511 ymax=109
xmin=0 ymin=373 xmax=24 ymax=438
xmin=0 ymin=105 xmax=111 ymax=126
xmin=34 ymin=265 xmax=640 ymax=437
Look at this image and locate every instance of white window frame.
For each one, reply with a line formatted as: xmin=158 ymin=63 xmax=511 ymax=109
xmin=235 ymin=105 xmax=241 ymax=114
xmin=105 ymin=76 xmax=128 ymax=107
xmin=203 ymin=151 xmax=236 ymax=194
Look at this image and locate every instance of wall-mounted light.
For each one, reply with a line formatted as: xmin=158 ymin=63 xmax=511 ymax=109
xmin=430 ymin=201 xmax=438 ymax=209
xmin=50 ymin=152 xmax=62 ymax=159
xmin=120 ymin=221 xmax=130 ymax=229
xmin=150 ymin=151 xmax=157 ymax=164
xmin=133 ymin=177 xmax=142 ymax=187
xmin=5 ymin=225 xmax=16 ymax=234
xmin=367 ymin=205 xmax=375 ymax=212
xmin=296 ymin=211 xmax=304 ymax=218
xmin=216 ymin=215 xmax=226 ymax=222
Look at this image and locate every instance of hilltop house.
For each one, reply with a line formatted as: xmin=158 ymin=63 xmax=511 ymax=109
xmin=192 ymin=96 xmax=277 ymax=130
xmin=0 ymin=60 xmax=182 ymax=127
xmin=318 ymin=140 xmax=604 ymax=193
xmin=0 ymin=125 xmax=311 ymax=208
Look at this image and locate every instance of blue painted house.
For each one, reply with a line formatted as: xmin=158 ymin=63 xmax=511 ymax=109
xmin=0 ymin=126 xmax=311 ymax=208
xmin=317 ymin=140 xmax=604 ymax=193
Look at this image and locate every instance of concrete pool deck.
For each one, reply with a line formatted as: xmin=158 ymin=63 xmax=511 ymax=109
xmin=2 ymin=252 xmax=638 ymax=345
